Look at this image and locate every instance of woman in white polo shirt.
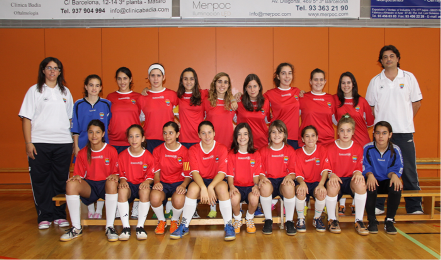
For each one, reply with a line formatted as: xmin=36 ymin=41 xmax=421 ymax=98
xmin=19 ymin=57 xmax=74 ymax=230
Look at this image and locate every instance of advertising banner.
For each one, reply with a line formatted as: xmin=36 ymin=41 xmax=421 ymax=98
xmin=371 ymin=0 xmax=440 ymax=19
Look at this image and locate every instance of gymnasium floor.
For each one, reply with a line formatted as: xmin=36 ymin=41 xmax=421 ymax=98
xmin=0 ymin=188 xmax=439 ymax=259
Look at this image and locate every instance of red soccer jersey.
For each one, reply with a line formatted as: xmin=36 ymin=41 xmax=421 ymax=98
xmin=259 ymin=144 xmax=296 ymax=179
xmin=178 ymin=89 xmax=208 ymax=143
xmin=334 ymin=96 xmax=374 ymax=146
xmin=118 ymin=148 xmax=155 ymax=184
xmin=295 ymin=145 xmax=330 ymax=183
xmin=204 ymin=98 xmax=236 ymax=149
xmin=264 ymin=87 xmax=301 ymax=141
xmin=325 ymin=141 xmax=363 ymax=178
xmin=299 ymin=92 xmax=336 ymax=146
xmin=188 ymin=141 xmax=228 ymax=179
xmin=153 ymin=143 xmax=191 ymax=184
xmin=74 ymin=143 xmax=119 ymax=181
xmin=227 ymin=150 xmax=262 ymax=187
xmin=137 ymin=88 xmax=178 ymax=140
xmin=235 ymin=99 xmax=270 ymax=149
xmin=106 ymin=91 xmax=142 ymax=146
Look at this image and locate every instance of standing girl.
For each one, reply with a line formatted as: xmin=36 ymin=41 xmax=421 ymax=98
xmin=259 ymin=120 xmax=297 ymax=235
xmin=116 ymin=124 xmax=155 ymax=241
xmin=234 ymin=74 xmax=271 ymax=149
xmin=298 ymin=68 xmax=336 ymax=146
xmin=19 ymin=57 xmax=73 ymax=229
xmin=227 ymin=123 xmax=261 ymax=234
xmin=60 ymin=120 xmax=119 ymax=242
xmin=363 ymin=121 xmax=403 ymax=235
xmin=150 ymin=122 xmax=191 ymax=235
xmin=170 ymin=121 xmax=235 ymax=241
xmin=324 ymin=114 xmax=368 ymax=236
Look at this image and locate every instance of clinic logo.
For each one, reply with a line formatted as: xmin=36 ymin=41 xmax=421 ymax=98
xmin=294 ymin=95 xmax=299 ymax=100
xmin=143 ymin=164 xmax=148 ymax=171
xmin=250 ymin=159 xmax=255 ymax=167
xmin=177 ymin=157 xmax=182 ymax=163
xmin=352 ymin=155 xmax=357 ymax=162
xmin=400 ymin=84 xmax=404 ymax=89
xmin=131 ymin=99 xmax=136 ymax=104
xmin=355 ymin=106 xmax=360 ymax=112
xmin=99 ymin=112 xmax=104 ymax=119
xmin=63 ymin=98 xmax=67 ymax=103
xmin=105 ymin=158 xmax=110 ymax=165
xmin=284 ymin=156 xmax=289 ymax=163
xmin=165 ymin=99 xmax=171 ymax=106
xmin=327 ymin=102 xmax=331 ymax=108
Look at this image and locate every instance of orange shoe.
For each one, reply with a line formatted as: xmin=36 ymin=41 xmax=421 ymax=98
xmin=170 ymin=220 xmax=179 ymax=234
xmin=155 ymin=220 xmax=167 ymax=235
xmin=233 ymin=219 xmax=242 ymax=234
xmin=246 ymin=219 xmax=256 ymax=234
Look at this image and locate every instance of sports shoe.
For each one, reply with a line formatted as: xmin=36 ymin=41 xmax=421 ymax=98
xmin=119 ymin=227 xmax=131 ymax=241
xmin=155 ymin=220 xmax=167 ymax=235
xmin=354 ymin=221 xmax=369 ymax=236
xmin=409 ymin=210 xmax=424 ymax=214
xmin=262 ymin=219 xmax=273 ymax=234
xmin=115 ymin=208 xmax=120 ymax=219
xmin=170 ymin=224 xmax=189 ymax=239
xmin=88 ymin=212 xmax=95 ymax=218
xmin=338 ymin=205 xmax=345 ymax=215
xmin=93 ymin=213 xmax=102 ymax=219
xmin=351 ymin=205 xmax=355 ymax=215
xmin=313 ymin=217 xmax=326 ymax=232
xmin=207 ymin=210 xmax=217 ymax=218
xmin=164 ymin=211 xmax=173 ymax=219
xmin=106 ymin=227 xmax=119 ymax=242
xmin=60 ymin=227 xmax=82 ymax=241
xmin=285 ymin=220 xmax=297 ymax=236
xmin=224 ymin=224 xmax=236 ymax=241
xmin=271 ymin=204 xmax=276 ymax=211
xmin=131 ymin=203 xmax=138 ymax=219
xmin=254 ymin=207 xmax=264 ymax=217
xmin=246 ymin=219 xmax=256 ymax=234
xmin=296 ymin=218 xmax=306 ymax=233
xmin=38 ymin=221 xmax=51 ymax=230
xmin=304 ymin=206 xmax=309 ymax=217
xmin=193 ymin=210 xmax=201 ymax=219
xmin=368 ymin=220 xmax=379 ymax=234
xmin=170 ymin=220 xmax=179 ymax=234
xmin=384 ymin=220 xmax=397 ymax=235
xmin=233 ymin=219 xmax=242 ymax=234
xmin=54 ymin=219 xmax=69 ymax=227
xmin=328 ymin=219 xmax=341 ymax=234
xmin=375 ymin=208 xmax=385 ymax=215
xmin=136 ymin=226 xmax=147 ymax=240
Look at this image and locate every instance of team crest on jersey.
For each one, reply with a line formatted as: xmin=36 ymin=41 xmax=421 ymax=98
xmin=352 ymin=155 xmax=357 ymax=162
xmin=215 ymin=157 xmax=219 ymax=162
xmin=177 ymin=157 xmax=182 ymax=163
xmin=400 ymin=84 xmax=404 ymax=89
xmin=143 ymin=164 xmax=148 ymax=171
xmin=294 ymin=95 xmax=299 ymax=100
xmin=131 ymin=99 xmax=136 ymax=104
xmin=99 ymin=112 xmax=104 ymax=119
xmin=165 ymin=99 xmax=171 ymax=106
xmin=315 ymin=158 xmax=320 ymax=165
xmin=327 ymin=102 xmax=331 ymax=108
xmin=63 ymin=98 xmax=67 ymax=103
xmin=105 ymin=158 xmax=110 ymax=165
xmin=355 ymin=106 xmax=360 ymax=112
xmin=250 ymin=159 xmax=255 ymax=167
xmin=261 ymin=109 xmax=265 ymax=115
xmin=284 ymin=156 xmax=289 ymax=163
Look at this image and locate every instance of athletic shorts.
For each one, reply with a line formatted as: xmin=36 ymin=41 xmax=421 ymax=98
xmin=337 ymin=177 xmax=354 ymax=200
xmin=295 ymin=181 xmax=320 ymax=200
xmin=268 ymin=177 xmax=285 ymax=199
xmin=113 ymin=145 xmax=129 ymax=154
xmin=126 ymin=182 xmax=142 ymax=203
xmin=181 ymin=142 xmax=198 ymax=149
xmin=80 ymin=179 xmax=106 ymax=205
xmin=161 ymin=181 xmax=184 ymax=205
xmin=235 ymin=186 xmax=254 ymax=204
xmin=287 ymin=139 xmax=300 ymax=150
xmin=146 ymin=139 xmax=165 ymax=154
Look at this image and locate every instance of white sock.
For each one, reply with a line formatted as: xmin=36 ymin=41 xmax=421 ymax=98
xmin=295 ymin=197 xmax=306 ymax=219
xmin=118 ymin=201 xmax=130 ymax=228
xmin=284 ymin=197 xmax=296 ymax=222
xmin=260 ymin=195 xmax=273 ymax=220
xmin=66 ymin=195 xmax=81 ymax=229
xmin=339 ymin=198 xmax=346 ymax=208
xmin=240 ymin=202 xmax=243 ymax=211
xmin=137 ymin=202 xmax=150 ymax=227
xmin=165 ymin=201 xmax=172 ymax=213
xmin=152 ymin=205 xmax=165 ymax=221
xmin=210 ymin=204 xmax=217 ymax=212
xmin=246 ymin=210 xmax=254 ymax=220
xmin=171 ymin=206 xmax=183 ymax=221
xmin=96 ymin=200 xmax=104 ymax=214
xmin=354 ymin=192 xmax=367 ymax=222
xmin=105 ymin=194 xmax=118 ymax=228
xmin=314 ymin=199 xmax=326 ymax=219
xmin=233 ymin=213 xmax=242 ymax=221
xmin=352 ymin=199 xmax=355 ymax=206
xmin=272 ymin=199 xmax=278 ymax=205
xmin=219 ymin=199 xmax=233 ymax=226
xmin=326 ymin=195 xmax=338 ymax=220
xmin=131 ymin=201 xmax=139 ymax=215
xmin=181 ymin=197 xmax=197 ymax=227
xmin=87 ymin=203 xmax=95 ymax=214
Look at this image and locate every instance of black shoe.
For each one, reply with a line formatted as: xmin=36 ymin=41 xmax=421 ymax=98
xmin=384 ymin=220 xmax=397 ymax=235
xmin=368 ymin=220 xmax=379 ymax=234
xmin=285 ymin=221 xmax=297 ymax=236
xmin=262 ymin=219 xmax=273 ymax=234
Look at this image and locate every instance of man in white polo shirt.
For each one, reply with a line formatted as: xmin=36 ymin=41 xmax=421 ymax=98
xmin=366 ymin=45 xmax=423 ymax=214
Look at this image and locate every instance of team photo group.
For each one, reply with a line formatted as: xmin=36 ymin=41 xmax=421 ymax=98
xmin=19 ymin=44 xmax=423 ymax=243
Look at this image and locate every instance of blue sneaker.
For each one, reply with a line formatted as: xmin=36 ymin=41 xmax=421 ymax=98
xmin=313 ymin=217 xmax=326 ymax=232
xmin=170 ymin=224 xmax=189 ymax=240
xmin=224 ymin=223 xmax=236 ymax=241
xmin=254 ymin=207 xmax=264 ymax=217
xmin=296 ymin=218 xmax=306 ymax=233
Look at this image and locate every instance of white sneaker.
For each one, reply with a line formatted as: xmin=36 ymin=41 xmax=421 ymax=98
xmin=38 ymin=221 xmax=51 ymax=230
xmin=60 ymin=227 xmax=82 ymax=241
xmin=54 ymin=219 xmax=70 ymax=227
xmin=409 ymin=210 xmax=424 ymax=214
xmin=131 ymin=202 xmax=139 ymax=219
xmin=106 ymin=227 xmax=119 ymax=242
xmin=193 ymin=210 xmax=201 ymax=219
xmin=136 ymin=226 xmax=148 ymax=240
xmin=375 ymin=208 xmax=385 ymax=215
xmin=119 ymin=227 xmax=131 ymax=241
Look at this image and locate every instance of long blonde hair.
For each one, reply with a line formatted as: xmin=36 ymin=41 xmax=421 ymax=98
xmin=208 ymin=72 xmax=233 ymax=110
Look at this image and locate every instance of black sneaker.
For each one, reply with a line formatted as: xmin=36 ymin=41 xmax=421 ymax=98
xmin=368 ymin=220 xmax=379 ymax=234
xmin=285 ymin=221 xmax=297 ymax=236
xmin=384 ymin=220 xmax=397 ymax=235
xmin=262 ymin=219 xmax=273 ymax=234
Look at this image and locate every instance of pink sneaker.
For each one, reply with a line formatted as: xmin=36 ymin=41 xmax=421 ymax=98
xmin=88 ymin=212 xmax=94 ymax=218
xmin=93 ymin=212 xmax=102 ymax=219
xmin=54 ymin=219 xmax=69 ymax=227
xmin=38 ymin=221 xmax=51 ymax=230
xmin=271 ymin=204 xmax=276 ymax=210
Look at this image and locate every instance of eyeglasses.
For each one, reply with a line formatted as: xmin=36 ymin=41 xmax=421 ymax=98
xmin=45 ymin=66 xmax=61 ymax=72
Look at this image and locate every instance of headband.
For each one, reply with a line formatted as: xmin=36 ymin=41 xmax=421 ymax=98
xmin=148 ymin=64 xmax=165 ymax=76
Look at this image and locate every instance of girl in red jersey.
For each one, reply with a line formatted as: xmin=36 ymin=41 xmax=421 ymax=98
xmin=325 ymin=114 xmax=368 ymax=236
xmin=298 ymin=68 xmax=336 ymax=147
xmin=116 ymin=124 xmax=155 ymax=241
xmin=170 ymin=121 xmax=236 ymax=241
xmin=259 ymin=120 xmax=297 ymax=235
xmin=60 ymin=120 xmax=119 ymax=242
xmin=150 ymin=122 xmax=191 ymax=235
xmin=138 ymin=63 xmax=178 ymax=154
xmin=227 ymin=123 xmax=261 ymax=234
xmin=204 ymin=72 xmax=236 ymax=149
xmin=234 ymin=74 xmax=271 ymax=149
xmin=294 ymin=125 xmax=329 ymax=233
